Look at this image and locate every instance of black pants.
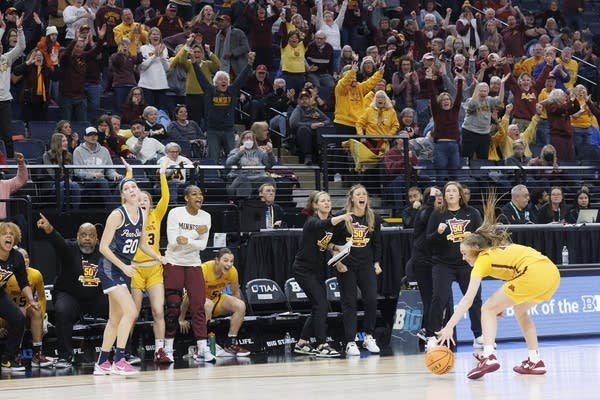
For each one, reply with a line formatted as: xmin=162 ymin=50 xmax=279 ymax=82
xmin=413 ymin=261 xmax=433 ymax=331
xmin=0 ymin=100 xmax=13 ymax=156
xmin=0 ymin=291 xmax=25 ymax=361
xmin=294 ymin=267 xmax=328 ymax=344
xmin=461 ymin=128 xmax=490 ymax=160
xmin=53 ymin=291 xmax=109 ymax=359
xmin=337 ymin=266 xmax=378 ymax=343
xmin=427 ymin=264 xmax=482 ymax=338
xmin=295 ymin=126 xmax=318 ymax=162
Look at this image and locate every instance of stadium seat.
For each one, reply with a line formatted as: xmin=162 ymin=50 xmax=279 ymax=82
xmin=28 ymin=121 xmax=57 ymax=145
xmin=284 ymin=277 xmax=312 ymax=314
xmin=245 ymin=278 xmax=291 ymax=316
xmin=14 ymin=139 xmax=46 ymax=162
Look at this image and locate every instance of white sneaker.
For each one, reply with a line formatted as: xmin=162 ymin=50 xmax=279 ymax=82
xmin=334 ymin=173 xmax=342 ymax=182
xmin=215 ymin=344 xmax=234 ymax=358
xmin=362 ymin=335 xmax=380 ymax=354
xmin=425 ymin=336 xmax=439 ymax=352
xmin=345 ymin=342 xmax=360 ymax=356
xmin=193 ymin=346 xmax=216 ymax=363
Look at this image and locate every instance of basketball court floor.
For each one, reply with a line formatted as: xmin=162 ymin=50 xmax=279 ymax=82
xmin=1 ymin=338 xmax=598 ymax=400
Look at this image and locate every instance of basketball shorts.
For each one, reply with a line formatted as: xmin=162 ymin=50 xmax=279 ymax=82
xmin=131 ymin=264 xmax=164 ymax=291
xmin=210 ymin=293 xmax=230 ymax=317
xmin=501 ymin=261 xmax=560 ymax=304
xmin=98 ymin=258 xmax=130 ymax=293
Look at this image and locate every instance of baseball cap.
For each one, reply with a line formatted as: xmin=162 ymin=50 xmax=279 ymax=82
xmin=298 ymin=91 xmax=311 ymax=98
xmin=6 ymin=7 xmax=17 ymax=14
xmin=256 ymin=64 xmax=268 ymax=73
xmin=215 ymin=14 xmax=231 ymax=22
xmin=421 ymin=52 xmax=434 ymax=61
xmin=80 ymin=24 xmax=91 ymax=31
xmin=85 ymin=127 xmax=98 ymax=135
xmin=166 ymin=3 xmax=177 ymax=11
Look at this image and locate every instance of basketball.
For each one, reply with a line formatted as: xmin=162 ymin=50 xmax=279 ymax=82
xmin=424 ymin=345 xmax=454 ymax=375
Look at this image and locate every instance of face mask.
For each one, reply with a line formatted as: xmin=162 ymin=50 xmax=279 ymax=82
xmin=425 ymin=31 xmax=433 ymax=39
xmin=243 ymin=140 xmax=254 ymax=150
xmin=543 ymin=152 xmax=554 ymax=162
xmin=276 ymin=88 xmax=284 ymax=95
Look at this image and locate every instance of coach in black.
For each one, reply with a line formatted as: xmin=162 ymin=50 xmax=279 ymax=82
xmin=36 ymin=214 xmax=108 ymax=368
xmin=498 ymin=184 xmax=532 ymax=224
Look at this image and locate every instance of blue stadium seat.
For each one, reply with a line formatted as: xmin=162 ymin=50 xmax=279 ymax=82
xmin=14 ymin=139 xmax=46 ymax=162
xmin=28 ymin=121 xmax=56 ymax=145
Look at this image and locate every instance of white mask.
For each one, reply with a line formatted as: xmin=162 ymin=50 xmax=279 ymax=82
xmin=243 ymin=140 xmax=254 ymax=149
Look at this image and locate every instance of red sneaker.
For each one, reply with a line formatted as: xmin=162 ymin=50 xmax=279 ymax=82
xmin=513 ymin=358 xmax=546 ymax=375
xmin=225 ymin=344 xmax=251 ymax=357
xmin=467 ymin=354 xmax=500 ymax=379
xmin=154 ymin=348 xmax=173 ymax=364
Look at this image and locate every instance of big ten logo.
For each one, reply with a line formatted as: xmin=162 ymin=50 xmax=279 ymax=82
xmin=393 ymin=307 xmax=422 ymax=332
xmin=289 ymin=280 xmax=302 ymax=293
xmin=581 ymin=295 xmax=600 ymax=312
xmin=144 ymin=344 xmax=156 ymax=352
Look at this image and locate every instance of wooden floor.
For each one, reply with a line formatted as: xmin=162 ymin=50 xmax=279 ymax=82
xmin=2 ymin=339 xmax=599 ymax=400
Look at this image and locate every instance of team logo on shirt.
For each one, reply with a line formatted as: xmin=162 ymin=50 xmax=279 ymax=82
xmin=78 ymin=260 xmax=100 ymax=287
xmin=445 ymin=218 xmax=471 ymax=243
xmin=348 ymin=222 xmax=370 ymax=247
xmin=317 ymin=232 xmax=333 ymax=251
xmin=0 ymin=266 xmax=14 ymax=285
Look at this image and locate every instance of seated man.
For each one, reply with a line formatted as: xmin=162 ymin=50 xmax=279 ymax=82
xmin=73 ymin=127 xmax=123 ymax=207
xmin=179 ymin=248 xmax=250 ymax=357
xmin=241 ymin=64 xmax=274 ymax=123
xmin=258 ymin=183 xmax=285 ymax=229
xmin=289 ymin=90 xmax=331 ymax=165
xmin=498 ymin=184 xmax=532 ymax=224
xmin=1 ymin=248 xmax=51 ymax=369
xmin=125 ymin=119 xmax=166 ymax=164
xmin=36 ymin=214 xmax=108 ymax=368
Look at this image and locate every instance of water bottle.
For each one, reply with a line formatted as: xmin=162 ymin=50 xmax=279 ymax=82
xmin=284 ymin=332 xmax=292 ymax=355
xmin=208 ymin=332 xmax=216 ymax=355
xmin=562 ymin=246 xmax=569 ymax=265
xmin=265 ymin=208 xmax=273 ymax=229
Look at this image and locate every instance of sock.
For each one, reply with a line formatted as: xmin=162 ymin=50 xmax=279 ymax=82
xmin=528 ymin=349 xmax=540 ymax=363
xmin=197 ymin=339 xmax=207 ymax=350
xmin=33 ymin=342 xmax=42 ymax=354
xmin=164 ymin=338 xmax=174 ymax=352
xmin=155 ymin=339 xmax=164 ymax=350
xmin=483 ymin=345 xmax=495 ymax=358
xmin=228 ymin=335 xmax=237 ymax=346
xmin=114 ymin=347 xmax=125 ymax=362
xmin=98 ymin=351 xmax=110 ymax=364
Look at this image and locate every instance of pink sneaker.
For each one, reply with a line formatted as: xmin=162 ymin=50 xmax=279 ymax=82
xmin=513 ymin=358 xmax=546 ymax=375
xmin=467 ymin=354 xmax=500 ymax=379
xmin=111 ymin=358 xmax=139 ymax=376
xmin=93 ymin=360 xmax=112 ymax=375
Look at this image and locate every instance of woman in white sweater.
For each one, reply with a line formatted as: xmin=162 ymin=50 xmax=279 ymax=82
xmin=315 ymin=0 xmax=347 ymax=73
xmin=63 ymin=0 xmax=93 ymax=43
xmin=163 ymin=185 xmax=215 ymax=363
xmin=138 ymin=27 xmax=170 ymax=112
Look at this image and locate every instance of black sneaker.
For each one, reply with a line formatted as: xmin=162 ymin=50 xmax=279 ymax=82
xmin=313 ymin=344 xmax=341 ymax=358
xmin=125 ymin=352 xmax=142 ymax=365
xmin=294 ymin=342 xmax=315 ymax=355
xmin=54 ymin=357 xmax=73 ymax=369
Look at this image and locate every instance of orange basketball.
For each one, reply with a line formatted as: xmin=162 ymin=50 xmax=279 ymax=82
xmin=424 ymin=345 xmax=454 ymax=375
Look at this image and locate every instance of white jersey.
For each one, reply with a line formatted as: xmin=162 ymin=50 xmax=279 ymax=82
xmin=165 ymin=206 xmax=211 ymax=266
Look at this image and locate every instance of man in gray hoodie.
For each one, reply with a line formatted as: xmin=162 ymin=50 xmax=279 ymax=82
xmin=73 ymin=127 xmax=123 ymax=207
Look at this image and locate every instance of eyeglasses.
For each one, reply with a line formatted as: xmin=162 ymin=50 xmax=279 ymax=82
xmin=132 ymin=93 xmax=142 ymax=96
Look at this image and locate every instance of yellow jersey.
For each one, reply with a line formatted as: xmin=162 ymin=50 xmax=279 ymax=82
xmin=4 ymin=267 xmax=46 ymax=315
xmin=132 ymin=174 xmax=170 ymax=264
xmin=472 ymin=244 xmax=553 ymax=281
xmin=201 ymin=260 xmax=239 ymax=301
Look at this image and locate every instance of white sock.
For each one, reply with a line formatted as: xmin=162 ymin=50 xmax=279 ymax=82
xmin=164 ymin=338 xmax=174 ymax=352
xmin=197 ymin=339 xmax=207 ymax=350
xmin=483 ymin=345 xmax=495 ymax=357
xmin=528 ymin=349 xmax=540 ymax=363
xmin=155 ymin=339 xmax=164 ymax=350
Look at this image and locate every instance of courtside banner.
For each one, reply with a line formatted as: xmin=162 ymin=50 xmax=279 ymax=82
xmin=452 ymin=275 xmax=600 ymax=341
